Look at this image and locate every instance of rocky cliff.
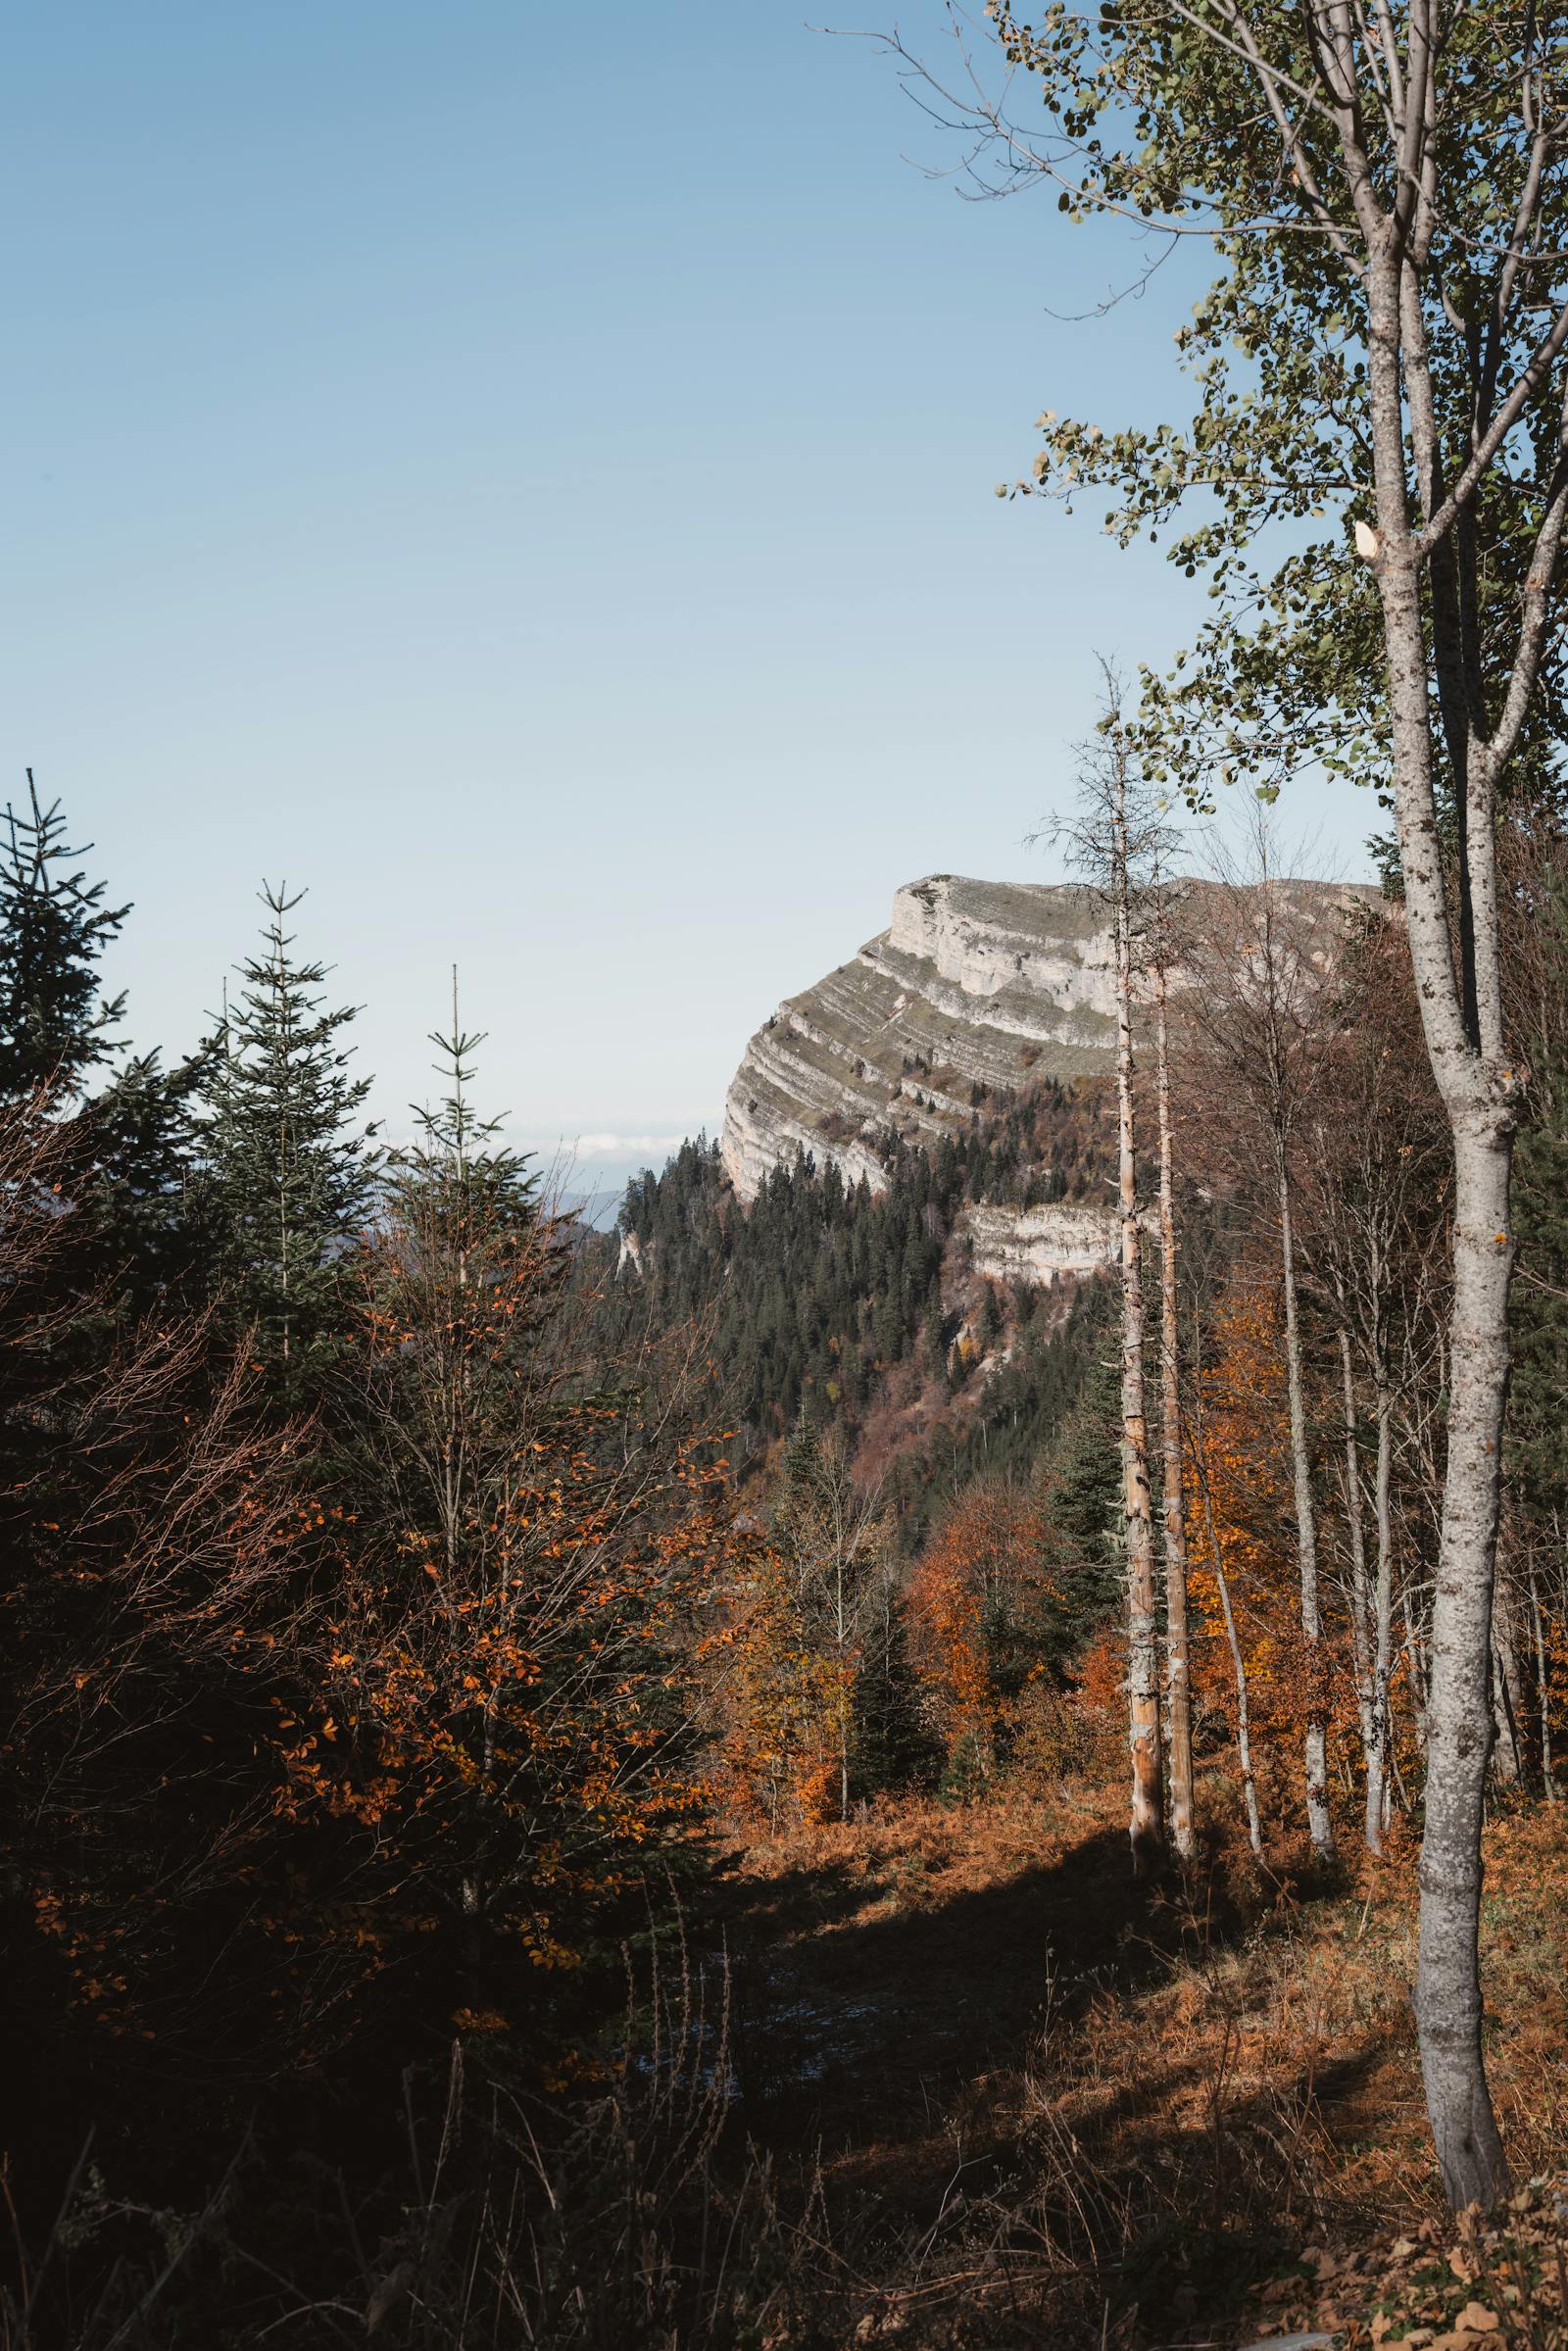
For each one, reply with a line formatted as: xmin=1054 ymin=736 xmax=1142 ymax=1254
xmin=719 ymin=868 xmax=1385 ymax=1289
xmin=962 ymin=1200 xmax=1120 ymax=1288
xmin=720 ymin=876 xmax=1119 ymax=1203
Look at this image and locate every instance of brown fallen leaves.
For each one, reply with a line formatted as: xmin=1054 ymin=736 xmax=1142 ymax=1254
xmin=1244 ymin=2180 xmax=1568 ymax=2351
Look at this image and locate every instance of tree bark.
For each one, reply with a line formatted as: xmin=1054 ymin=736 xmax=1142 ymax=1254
xmin=1154 ymin=937 xmax=1195 ymax=1862
xmin=1337 ymin=1316 xmax=1382 ymax=1853
xmin=1413 ymin=1110 xmax=1514 ymax=2208
xmin=1279 ymin=1167 xmax=1335 ymax=1862
xmin=1115 ymin=788 xmax=1163 ymax=1877
xmin=1368 ymin=1371 xmax=1396 ymax=1848
xmin=1366 ymin=228 xmax=1514 ymax=2209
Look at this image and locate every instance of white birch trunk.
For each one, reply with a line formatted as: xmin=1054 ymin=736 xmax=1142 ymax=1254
xmin=1366 ymin=233 xmax=1515 ymax=2209
xmin=1338 ymin=1318 xmax=1382 ymax=1853
xmin=1115 ymin=792 xmax=1163 ymax=1875
xmin=1279 ymin=1168 xmax=1335 ymax=1862
xmin=1154 ymin=942 xmax=1195 ymax=1862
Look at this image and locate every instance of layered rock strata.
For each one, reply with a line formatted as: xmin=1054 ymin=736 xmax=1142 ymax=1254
xmin=962 ymin=1200 xmax=1120 ymax=1288
xmin=718 ymin=868 xmax=1382 ymax=1289
xmin=720 ymin=876 xmax=1118 ymax=1204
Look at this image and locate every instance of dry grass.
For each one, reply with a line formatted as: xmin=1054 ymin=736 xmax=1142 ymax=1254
xmin=7 ymin=1788 xmax=1563 ymax=2345
xmin=710 ymin=1782 xmax=1568 ymax=2345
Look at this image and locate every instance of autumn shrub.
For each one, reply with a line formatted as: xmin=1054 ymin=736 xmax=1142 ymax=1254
xmin=905 ymin=1482 xmax=1061 ymax=1789
xmin=1009 ymin=1664 xmax=1123 ymax=1790
xmin=0 ymin=1096 xmax=741 ymax=2322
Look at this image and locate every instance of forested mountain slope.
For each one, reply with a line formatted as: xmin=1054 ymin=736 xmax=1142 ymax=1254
xmin=578 ymin=1078 xmax=1118 ymax=1552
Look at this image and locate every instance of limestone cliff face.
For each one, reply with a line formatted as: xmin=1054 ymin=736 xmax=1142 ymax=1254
xmin=962 ymin=1200 xmax=1119 ymax=1288
xmin=720 ymin=869 xmax=1386 ymax=1200
xmin=720 ymin=876 xmax=1118 ymax=1205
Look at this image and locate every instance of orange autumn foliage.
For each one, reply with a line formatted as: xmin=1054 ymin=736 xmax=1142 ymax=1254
xmin=713 ymin=1536 xmax=858 ymax=1830
xmin=906 ymin=1484 xmax=1054 ymax=1787
xmin=270 ymin=1181 xmax=731 ymax=2026
xmin=1188 ymin=1289 xmax=1366 ymax=1808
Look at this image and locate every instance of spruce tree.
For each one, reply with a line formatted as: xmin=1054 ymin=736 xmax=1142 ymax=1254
xmin=0 ymin=776 xmax=204 ymax=1311
xmin=202 ymin=883 xmax=377 ymax=1389
xmin=389 ymin=974 xmax=540 ymax=1292
xmin=0 ymin=773 xmax=127 ymax=1102
xmin=85 ymin=1048 xmax=212 ymax=1309
xmin=852 ymin=1571 xmax=939 ymax=1796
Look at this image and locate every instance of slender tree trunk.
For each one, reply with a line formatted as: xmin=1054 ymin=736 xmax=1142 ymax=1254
xmin=1153 ymin=944 xmax=1195 ymax=1861
xmin=1489 ymin=1649 xmax=1520 ymax=1788
xmin=1115 ymin=807 xmax=1162 ymax=1876
xmin=1279 ymin=1167 xmax=1335 ymax=1862
xmin=1404 ymin=1586 xmax=1431 ymax=1755
xmin=1490 ymin=1567 xmax=1527 ymax=1788
xmin=1338 ymin=1317 xmax=1382 ymax=1853
xmin=1195 ymin=1425 xmax=1262 ymax=1858
xmin=1531 ymin=1562 xmax=1556 ymax=1800
xmin=1369 ymin=1371 xmax=1396 ymax=1844
xmin=1367 ymin=240 xmax=1513 ymax=2211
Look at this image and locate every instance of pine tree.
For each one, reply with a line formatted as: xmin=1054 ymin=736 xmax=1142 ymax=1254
xmin=0 ymin=773 xmax=127 ymax=1102
xmin=202 ymin=882 xmax=377 ymax=1389
xmin=0 ymin=777 xmax=204 ymax=1313
xmin=852 ymin=1572 xmax=940 ymax=1794
xmin=399 ymin=971 xmax=537 ymax=1245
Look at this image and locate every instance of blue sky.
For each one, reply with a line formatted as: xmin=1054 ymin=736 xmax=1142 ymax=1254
xmin=4 ymin=3 xmax=1376 ymax=1188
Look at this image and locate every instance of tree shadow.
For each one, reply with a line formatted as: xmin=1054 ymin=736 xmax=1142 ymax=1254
xmin=712 ymin=1824 xmax=1224 ymax=2146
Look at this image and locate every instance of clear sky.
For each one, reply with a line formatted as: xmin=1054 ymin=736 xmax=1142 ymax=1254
xmin=5 ymin=3 xmax=1376 ymax=1188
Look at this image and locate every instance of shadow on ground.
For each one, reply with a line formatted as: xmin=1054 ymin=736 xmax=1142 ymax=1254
xmin=710 ymin=1821 xmax=1237 ymax=2146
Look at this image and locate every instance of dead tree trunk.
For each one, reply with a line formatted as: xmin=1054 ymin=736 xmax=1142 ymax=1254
xmin=1114 ymin=768 xmax=1163 ymax=1877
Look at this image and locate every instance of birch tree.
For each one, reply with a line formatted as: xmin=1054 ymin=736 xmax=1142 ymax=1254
xmin=1150 ymin=867 xmax=1197 ymax=1861
xmin=1054 ymin=680 xmax=1168 ymax=1872
xmin=1300 ymin=915 xmax=1450 ymax=1851
xmin=1176 ymin=829 xmax=1340 ymax=1862
xmin=884 ymin=0 xmax=1568 ymax=2209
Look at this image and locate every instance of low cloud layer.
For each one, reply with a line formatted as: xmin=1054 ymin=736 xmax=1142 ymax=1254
xmin=531 ymin=1131 xmax=699 ymax=1164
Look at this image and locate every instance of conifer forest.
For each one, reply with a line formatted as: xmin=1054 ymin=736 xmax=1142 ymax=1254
xmin=14 ymin=6 xmax=1568 ymax=2348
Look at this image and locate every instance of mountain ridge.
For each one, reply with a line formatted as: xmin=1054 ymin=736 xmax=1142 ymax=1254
xmin=720 ymin=868 xmax=1385 ymax=1221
